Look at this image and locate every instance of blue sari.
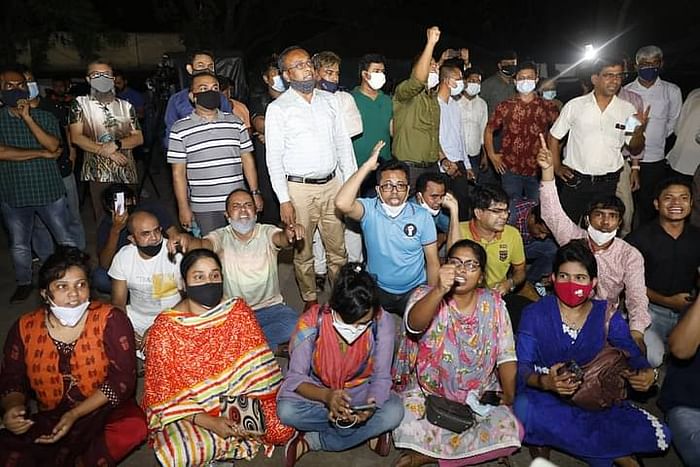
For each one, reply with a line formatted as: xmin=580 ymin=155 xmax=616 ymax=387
xmin=514 ymin=296 xmax=670 ymax=467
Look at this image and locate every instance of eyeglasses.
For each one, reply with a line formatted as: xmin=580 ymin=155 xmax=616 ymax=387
xmin=485 ymin=207 xmax=510 ymax=216
xmin=88 ymin=72 xmax=114 ymax=80
xmin=446 ymin=257 xmax=481 ymax=272
xmin=600 ymin=72 xmax=624 ymax=80
xmin=379 ymin=182 xmax=409 ymax=193
xmin=285 ymin=60 xmax=314 ymax=72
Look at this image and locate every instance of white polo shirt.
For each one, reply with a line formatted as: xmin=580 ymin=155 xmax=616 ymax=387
xmin=624 ymin=78 xmax=683 ymax=163
xmin=550 ymin=93 xmax=636 ymax=175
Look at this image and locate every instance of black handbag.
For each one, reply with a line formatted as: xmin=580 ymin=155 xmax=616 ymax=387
xmin=424 ymin=394 xmax=476 ymax=433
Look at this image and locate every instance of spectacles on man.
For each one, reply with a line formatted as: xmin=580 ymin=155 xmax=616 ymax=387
xmin=600 ymin=72 xmax=624 ymax=81
xmin=446 ymin=257 xmax=481 ymax=272
xmin=286 ymin=60 xmax=314 ymax=72
xmin=378 ymin=182 xmax=409 ymax=193
xmin=485 ymin=207 xmax=510 ymax=216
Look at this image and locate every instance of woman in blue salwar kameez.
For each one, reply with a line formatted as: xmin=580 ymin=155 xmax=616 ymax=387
xmin=514 ymin=241 xmax=670 ymax=467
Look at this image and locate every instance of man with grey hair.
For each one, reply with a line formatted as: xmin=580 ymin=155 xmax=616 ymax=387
xmin=624 ymin=45 xmax=683 ymax=224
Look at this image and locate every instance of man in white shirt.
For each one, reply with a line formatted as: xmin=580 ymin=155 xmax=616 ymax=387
xmin=436 ymin=61 xmax=474 ymax=221
xmin=458 ymin=67 xmax=489 ymax=181
xmin=548 ymin=56 xmax=647 ymax=224
xmin=110 ymin=211 xmax=182 ymax=354
xmin=668 ymin=88 xmax=700 ymax=181
xmin=625 ymin=45 xmax=683 ymax=224
xmin=265 ymin=46 xmax=357 ymax=310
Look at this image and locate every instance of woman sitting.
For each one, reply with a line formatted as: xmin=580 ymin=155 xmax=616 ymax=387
xmin=0 ymin=246 xmax=146 ymax=466
xmin=143 ymin=249 xmax=293 ymax=466
xmin=392 ymin=239 xmax=523 ymax=467
xmin=514 ymin=240 xmax=671 ymax=467
xmin=277 ymin=263 xmax=404 ymax=467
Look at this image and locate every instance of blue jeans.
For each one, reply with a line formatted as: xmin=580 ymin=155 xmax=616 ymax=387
xmin=525 ymin=238 xmax=558 ymax=283
xmin=668 ymin=406 xmax=700 ymax=467
xmin=644 ymin=302 xmax=681 ymax=368
xmin=92 ymin=266 xmax=113 ymax=294
xmin=254 ymin=303 xmax=299 ymax=348
xmin=277 ymin=394 xmax=404 ymax=452
xmin=501 ymin=171 xmax=539 ymax=223
xmin=1 ymin=197 xmax=78 ymax=285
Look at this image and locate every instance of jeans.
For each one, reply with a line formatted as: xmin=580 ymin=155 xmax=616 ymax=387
xmin=254 ymin=303 xmax=299 ymax=348
xmin=667 ymin=406 xmax=700 ymax=467
xmin=1 ymin=197 xmax=78 ymax=285
xmin=92 ymin=266 xmax=113 ymax=294
xmin=501 ymin=171 xmax=539 ymax=224
xmin=377 ymin=287 xmax=415 ymax=317
xmin=277 ymin=394 xmax=404 ymax=452
xmin=525 ymin=238 xmax=558 ymax=283
xmin=644 ymin=302 xmax=681 ymax=368
xmin=194 ymin=211 xmax=227 ymax=236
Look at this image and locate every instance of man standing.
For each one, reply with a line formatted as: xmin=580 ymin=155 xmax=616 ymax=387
xmin=69 ymin=59 xmax=143 ymax=221
xmin=110 ymin=211 xmax=182 ymax=355
xmin=114 ymin=70 xmax=145 ymax=119
xmin=265 ymin=46 xmax=357 ymax=310
xmin=624 ymin=45 xmax=683 ymax=224
xmin=548 ymin=56 xmax=646 ymax=224
xmin=163 ymin=49 xmax=232 ymax=147
xmin=480 ymin=50 xmax=517 ymax=116
xmin=0 ymin=67 xmax=76 ymax=303
xmin=168 ymin=72 xmax=259 ymax=235
xmin=485 ymin=62 xmax=559 ymax=211
xmin=667 ymin=89 xmax=700 ymax=182
xmin=458 ymin=67 xmax=489 ymax=182
xmin=626 ymin=178 xmax=700 ymax=367
xmin=393 ymin=26 xmax=442 ymax=186
xmin=616 ymin=81 xmax=645 ymax=236
xmin=336 ymin=142 xmax=439 ymax=316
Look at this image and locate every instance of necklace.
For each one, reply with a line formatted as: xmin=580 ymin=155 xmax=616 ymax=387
xmin=560 ymin=306 xmax=589 ymax=330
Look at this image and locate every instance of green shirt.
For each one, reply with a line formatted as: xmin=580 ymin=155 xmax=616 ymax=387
xmin=0 ymin=108 xmax=65 ymax=208
xmin=350 ymin=87 xmax=392 ymax=164
xmin=392 ymin=76 xmax=440 ymax=163
xmin=480 ymin=73 xmax=516 ymax=118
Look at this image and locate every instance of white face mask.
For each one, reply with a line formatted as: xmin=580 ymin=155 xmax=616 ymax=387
xmin=516 ymin=79 xmax=537 ymax=94
xmin=450 ymin=79 xmax=465 ymax=96
xmin=465 ymin=82 xmax=481 ymax=96
xmin=381 ymin=201 xmax=407 ymax=218
xmin=271 ymin=75 xmax=287 ymax=93
xmin=49 ymin=299 xmax=90 ymax=327
xmin=587 ymin=224 xmax=617 ymax=246
xmin=427 ymin=72 xmax=440 ymax=89
xmin=418 ymin=198 xmax=440 ymax=216
xmin=367 ymin=71 xmax=386 ymax=90
xmin=229 ymin=215 xmax=257 ymax=234
xmin=27 ymin=81 xmax=40 ymax=100
xmin=332 ymin=310 xmax=370 ymax=344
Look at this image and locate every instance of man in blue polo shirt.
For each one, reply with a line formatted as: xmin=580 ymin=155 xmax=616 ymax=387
xmin=336 ymin=141 xmax=440 ymax=315
xmin=163 ymin=49 xmax=232 ymax=148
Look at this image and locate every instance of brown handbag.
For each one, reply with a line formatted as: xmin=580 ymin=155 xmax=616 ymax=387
xmin=570 ymin=345 xmax=629 ymax=411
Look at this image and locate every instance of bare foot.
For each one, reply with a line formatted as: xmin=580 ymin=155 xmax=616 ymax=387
xmin=394 ymin=450 xmax=436 ymax=467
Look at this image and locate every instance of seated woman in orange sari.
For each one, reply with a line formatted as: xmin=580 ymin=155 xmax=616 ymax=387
xmin=0 ymin=246 xmax=147 ymax=466
xmin=143 ymin=248 xmax=294 ymax=466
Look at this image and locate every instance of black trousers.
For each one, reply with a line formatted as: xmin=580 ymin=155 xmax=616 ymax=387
xmin=635 ymin=160 xmax=669 ymax=225
xmin=557 ymin=170 xmax=621 ymax=226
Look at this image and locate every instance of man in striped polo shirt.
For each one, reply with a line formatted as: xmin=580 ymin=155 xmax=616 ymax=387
xmin=168 ymin=72 xmax=261 ymax=235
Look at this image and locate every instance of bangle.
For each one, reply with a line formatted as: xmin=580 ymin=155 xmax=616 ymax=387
xmin=631 ymin=166 xmax=640 ymax=170
xmin=652 ymin=368 xmax=659 ymax=383
xmin=508 ymin=278 xmax=516 ymax=293
xmin=251 ymin=189 xmax=261 ymax=196
xmin=192 ymin=413 xmax=200 ymax=425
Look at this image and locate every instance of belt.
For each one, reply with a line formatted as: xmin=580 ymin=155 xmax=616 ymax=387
xmin=286 ymin=171 xmax=335 ymax=184
xmin=403 ymin=160 xmax=436 ymax=168
xmin=573 ymin=168 xmax=622 ymax=183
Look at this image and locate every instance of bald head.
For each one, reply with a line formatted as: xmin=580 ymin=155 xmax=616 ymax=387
xmin=127 ymin=210 xmax=159 ymax=234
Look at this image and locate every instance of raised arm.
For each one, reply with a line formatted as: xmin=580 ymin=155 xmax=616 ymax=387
xmin=335 ymin=141 xmax=385 ymax=221
xmin=17 ymin=103 xmax=60 ymax=152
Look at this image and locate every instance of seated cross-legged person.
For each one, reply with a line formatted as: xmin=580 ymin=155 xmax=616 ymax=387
xmin=0 ymin=247 xmax=147 ymax=466
xmin=109 ymin=211 xmax=183 ymax=357
xmin=143 ymin=249 xmax=293 ymax=466
xmin=392 ymin=239 xmax=523 ymax=467
xmin=335 ymin=141 xmax=440 ymax=316
xmin=277 ymin=263 xmax=404 ymax=467
xmin=169 ymin=188 xmax=303 ymax=353
xmin=514 ymin=241 xmax=670 ymax=467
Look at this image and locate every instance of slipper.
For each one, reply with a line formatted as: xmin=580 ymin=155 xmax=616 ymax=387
xmin=367 ymin=432 xmax=391 ymax=457
xmin=284 ymin=431 xmax=310 ymax=467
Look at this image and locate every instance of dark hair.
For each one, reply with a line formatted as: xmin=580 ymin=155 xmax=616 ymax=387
xmin=180 ymin=248 xmax=223 ymax=281
xmin=329 ymin=263 xmax=380 ymax=324
xmin=278 ymin=45 xmax=306 ymax=72
xmin=0 ymin=65 xmax=27 ymax=82
xmin=530 ymin=204 xmax=545 ymax=225
xmin=498 ymin=50 xmax=518 ymax=62
xmin=447 ymin=239 xmax=487 ymax=274
xmin=101 ymin=183 xmax=136 ymax=213
xmin=464 ymin=67 xmax=483 ymax=80
xmin=376 ymin=159 xmax=410 ymax=185
xmin=591 ymin=55 xmax=624 ymax=75
xmin=653 ymin=176 xmax=692 ymax=200
xmin=415 ymin=172 xmax=447 ymax=194
xmin=472 ymin=184 xmax=509 ymax=211
xmin=311 ymin=51 xmax=341 ymax=70
xmin=217 ymin=75 xmax=231 ymax=91
xmin=190 ymin=71 xmax=218 ymax=90
xmin=553 ymin=240 xmax=598 ymax=279
xmin=586 ymin=195 xmax=625 ymax=219
xmin=439 ymin=62 xmax=462 ymax=81
xmin=86 ymin=58 xmax=113 ymax=72
xmin=516 ymin=61 xmax=538 ymax=76
xmin=261 ymin=54 xmax=280 ymax=75
xmin=38 ymin=246 xmax=91 ymax=292
xmin=113 ymin=69 xmax=125 ymax=79
xmin=225 ymin=188 xmax=253 ymax=208
xmin=187 ymin=49 xmax=215 ymax=65
xmin=358 ymin=53 xmax=386 ymax=80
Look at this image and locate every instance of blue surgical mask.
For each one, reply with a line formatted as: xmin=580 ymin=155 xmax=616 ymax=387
xmin=542 ymin=90 xmax=557 ymax=100
xmin=465 ymin=82 xmax=481 ymax=96
xmin=516 ymin=79 xmax=537 ymax=94
xmin=271 ymin=75 xmax=287 ymax=92
xmin=27 ymin=81 xmax=40 ymax=100
xmin=638 ymin=67 xmax=660 ymax=83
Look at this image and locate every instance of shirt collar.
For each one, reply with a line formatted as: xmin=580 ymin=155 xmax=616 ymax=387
xmin=468 ymin=219 xmax=503 ymax=242
xmin=191 ymin=109 xmax=224 ymax=122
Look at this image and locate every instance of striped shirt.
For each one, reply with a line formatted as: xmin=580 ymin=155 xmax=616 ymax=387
xmin=167 ymin=111 xmax=253 ymax=212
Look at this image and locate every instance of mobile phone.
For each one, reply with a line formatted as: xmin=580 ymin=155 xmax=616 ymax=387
xmin=479 ymin=391 xmax=502 ymax=406
xmin=350 ymin=403 xmax=376 ymax=413
xmin=114 ymin=192 xmax=125 ymax=215
xmin=557 ymin=360 xmax=584 ymax=381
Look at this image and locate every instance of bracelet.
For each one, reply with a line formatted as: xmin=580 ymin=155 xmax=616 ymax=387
xmin=251 ymin=189 xmax=262 ymax=196
xmin=630 ymin=166 xmax=640 ymax=170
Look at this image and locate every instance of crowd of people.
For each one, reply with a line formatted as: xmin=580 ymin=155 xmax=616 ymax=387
xmin=1 ymin=23 xmax=700 ymax=467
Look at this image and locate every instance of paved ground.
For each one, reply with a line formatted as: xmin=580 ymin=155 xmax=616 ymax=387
xmin=0 ymin=169 xmax=683 ymax=466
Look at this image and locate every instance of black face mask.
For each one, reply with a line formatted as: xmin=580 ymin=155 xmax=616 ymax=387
xmin=500 ymin=64 xmax=516 ymax=77
xmin=1 ymin=89 xmax=29 ymax=107
xmin=137 ymin=240 xmax=162 ymax=258
xmin=187 ymin=282 xmax=223 ymax=309
xmin=195 ymin=90 xmax=220 ymax=110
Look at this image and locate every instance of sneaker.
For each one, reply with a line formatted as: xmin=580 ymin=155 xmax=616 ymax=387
xmin=368 ymin=432 xmax=391 ymax=457
xmin=315 ymin=274 xmax=326 ymax=293
xmin=284 ymin=431 xmax=309 ymax=467
xmin=10 ymin=284 xmax=34 ymax=304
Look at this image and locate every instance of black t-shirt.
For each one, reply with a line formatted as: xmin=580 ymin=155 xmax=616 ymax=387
xmin=626 ymin=221 xmax=700 ymax=296
xmin=248 ymin=91 xmax=273 ymax=122
xmin=38 ymin=97 xmax=73 ymax=177
xmin=659 ymin=350 xmax=700 ymax=412
xmin=96 ymin=201 xmax=174 ymax=253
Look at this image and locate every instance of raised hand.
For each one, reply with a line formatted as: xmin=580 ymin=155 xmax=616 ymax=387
xmin=441 ymin=192 xmax=459 ymax=213
xmin=364 ymin=140 xmax=386 ymax=171
xmin=459 ymin=48 xmax=470 ymax=64
xmin=437 ymin=263 xmax=457 ymax=294
xmin=536 ymin=133 xmax=553 ymax=170
xmin=426 ymin=26 xmax=441 ymax=46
